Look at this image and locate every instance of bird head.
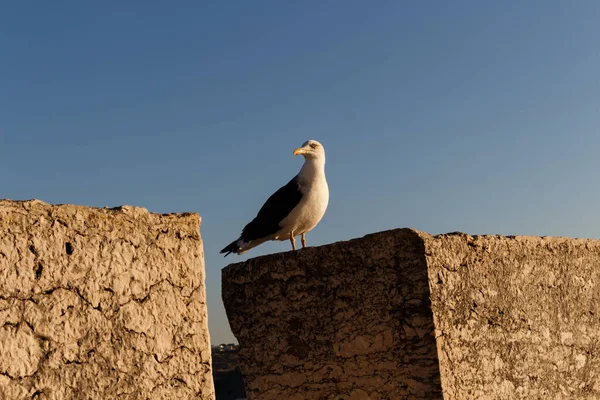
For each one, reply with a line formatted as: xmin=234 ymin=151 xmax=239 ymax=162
xmin=293 ymin=140 xmax=325 ymax=160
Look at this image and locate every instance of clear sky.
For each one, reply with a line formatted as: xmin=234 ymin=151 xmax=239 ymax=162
xmin=2 ymin=1 xmax=600 ymax=344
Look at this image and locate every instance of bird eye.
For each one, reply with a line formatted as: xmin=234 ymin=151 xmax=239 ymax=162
xmin=310 ymin=143 xmax=318 ymax=149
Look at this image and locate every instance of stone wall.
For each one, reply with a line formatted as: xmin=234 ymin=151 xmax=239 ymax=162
xmin=222 ymin=229 xmax=442 ymax=400
xmin=222 ymin=228 xmax=600 ymax=400
xmin=427 ymin=232 xmax=600 ymax=399
xmin=0 ymin=200 xmax=214 ymax=400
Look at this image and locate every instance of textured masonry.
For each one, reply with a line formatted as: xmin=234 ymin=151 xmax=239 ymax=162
xmin=222 ymin=228 xmax=600 ymax=400
xmin=0 ymin=200 xmax=214 ymax=400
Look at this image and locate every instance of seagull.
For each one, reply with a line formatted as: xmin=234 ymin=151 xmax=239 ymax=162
xmin=220 ymin=139 xmax=329 ymax=257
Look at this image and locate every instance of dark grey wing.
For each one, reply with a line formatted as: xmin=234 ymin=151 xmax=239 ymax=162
xmin=240 ymin=176 xmax=303 ymax=242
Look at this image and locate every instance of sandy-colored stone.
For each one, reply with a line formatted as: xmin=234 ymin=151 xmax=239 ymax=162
xmin=222 ymin=228 xmax=600 ymax=400
xmin=426 ymin=231 xmax=600 ymax=400
xmin=0 ymin=199 xmax=214 ymax=400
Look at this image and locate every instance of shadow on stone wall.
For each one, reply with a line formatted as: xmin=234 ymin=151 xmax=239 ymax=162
xmin=224 ymin=228 xmax=600 ymax=400
xmin=223 ymin=229 xmax=443 ymax=400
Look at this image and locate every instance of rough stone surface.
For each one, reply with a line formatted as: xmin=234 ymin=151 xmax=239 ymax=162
xmin=222 ymin=229 xmax=442 ymax=400
xmin=222 ymin=228 xmax=600 ymax=400
xmin=426 ymin=232 xmax=600 ymax=400
xmin=0 ymin=199 xmax=214 ymax=400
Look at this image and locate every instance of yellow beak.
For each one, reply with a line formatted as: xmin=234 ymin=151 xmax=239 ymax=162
xmin=293 ymin=148 xmax=305 ymax=156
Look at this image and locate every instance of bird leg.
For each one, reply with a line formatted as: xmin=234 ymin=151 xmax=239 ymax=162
xmin=301 ymin=233 xmax=307 ymax=248
xmin=289 ymin=233 xmax=296 ymax=251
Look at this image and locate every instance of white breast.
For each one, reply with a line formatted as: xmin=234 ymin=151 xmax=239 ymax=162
xmin=276 ymin=157 xmax=329 ymax=239
xmin=282 ymin=180 xmax=328 ymax=236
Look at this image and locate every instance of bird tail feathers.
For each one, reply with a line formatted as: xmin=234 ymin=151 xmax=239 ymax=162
xmin=220 ymin=238 xmax=245 ymax=257
xmin=220 ymin=236 xmax=271 ymax=257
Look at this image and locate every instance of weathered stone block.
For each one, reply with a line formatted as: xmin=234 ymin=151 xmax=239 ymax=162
xmin=222 ymin=228 xmax=600 ymax=400
xmin=223 ymin=229 xmax=441 ymax=400
xmin=0 ymin=200 xmax=214 ymax=400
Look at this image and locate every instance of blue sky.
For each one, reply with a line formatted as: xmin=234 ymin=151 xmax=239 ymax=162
xmin=2 ymin=1 xmax=600 ymax=344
